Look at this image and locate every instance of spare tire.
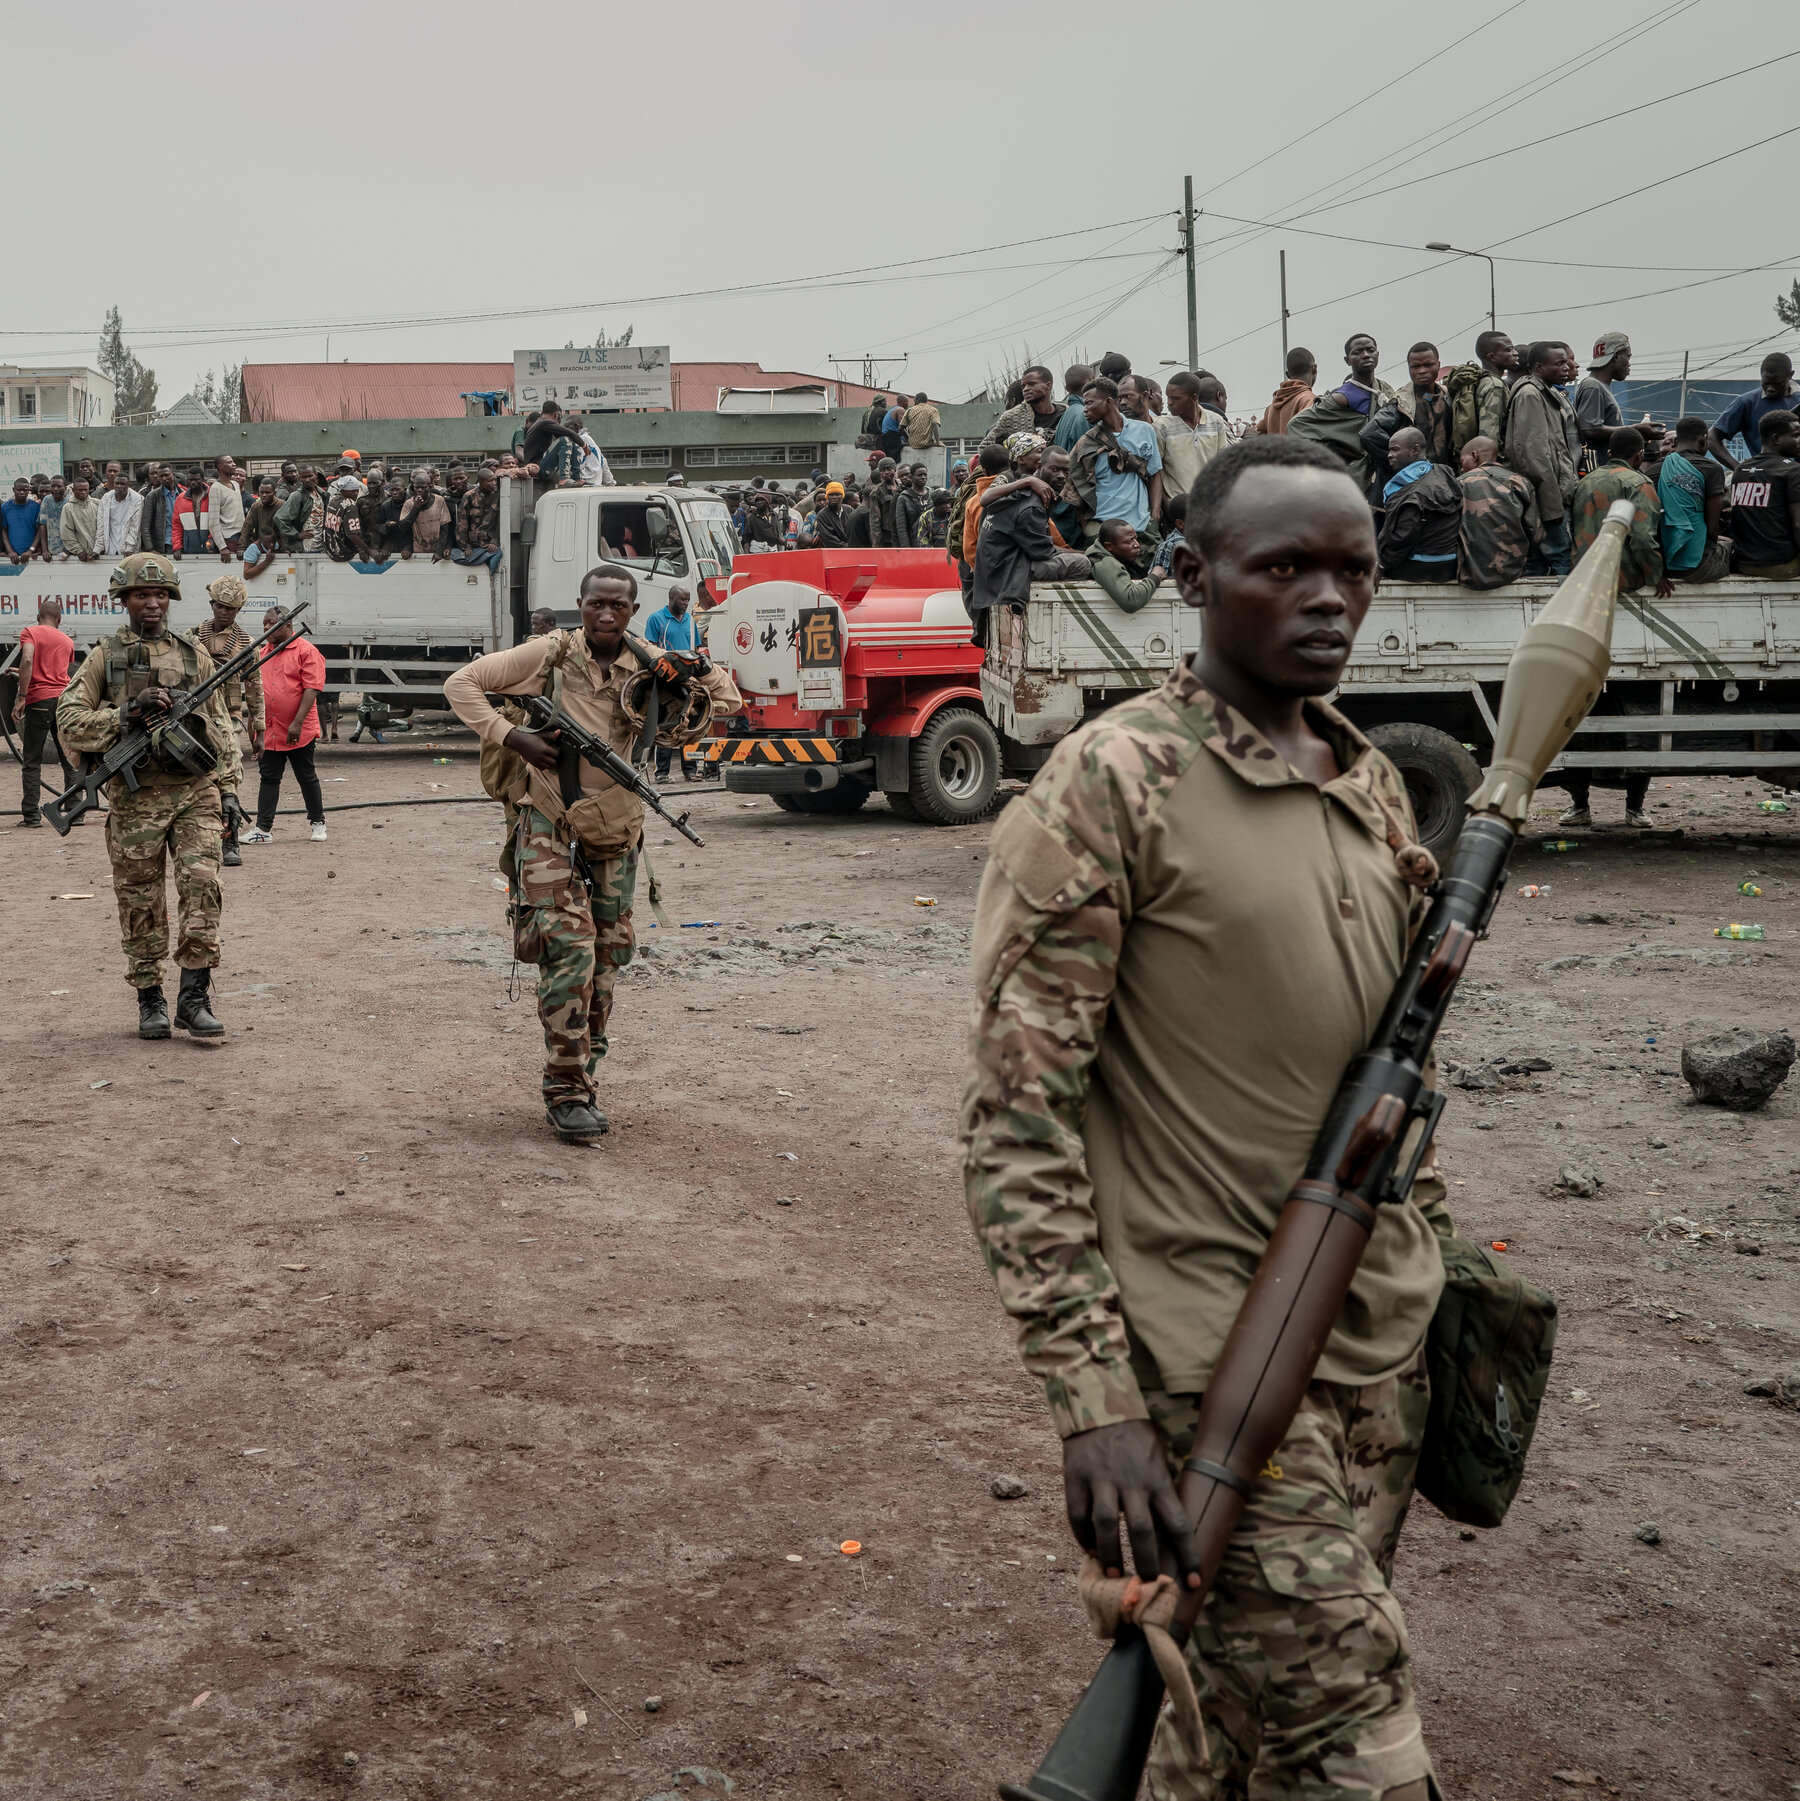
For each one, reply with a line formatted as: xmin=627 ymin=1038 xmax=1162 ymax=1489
xmin=1363 ymin=722 xmax=1481 ymax=862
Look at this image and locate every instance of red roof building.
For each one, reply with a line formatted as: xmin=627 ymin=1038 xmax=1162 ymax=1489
xmin=240 ymin=361 xmax=886 ymax=422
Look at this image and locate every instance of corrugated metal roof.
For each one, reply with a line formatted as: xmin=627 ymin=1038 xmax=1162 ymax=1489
xmin=162 ymin=392 xmax=221 ymax=425
xmin=241 ymin=360 xmax=891 ymax=421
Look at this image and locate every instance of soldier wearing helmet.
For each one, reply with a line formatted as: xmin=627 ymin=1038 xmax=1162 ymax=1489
xmin=56 ymin=551 xmax=242 ymax=1040
xmin=195 ymin=573 xmax=264 ymax=867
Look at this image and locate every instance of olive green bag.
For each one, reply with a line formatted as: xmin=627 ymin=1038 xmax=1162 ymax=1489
xmin=1415 ymin=1235 xmax=1557 ymax=1529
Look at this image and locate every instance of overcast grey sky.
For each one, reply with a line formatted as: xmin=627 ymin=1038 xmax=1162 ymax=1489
xmin=9 ymin=0 xmax=1796 ymax=411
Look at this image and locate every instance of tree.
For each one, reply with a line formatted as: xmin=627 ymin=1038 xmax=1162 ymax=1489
xmin=1777 ymin=279 xmax=1800 ymax=333
xmin=197 ymin=363 xmax=242 ymax=423
xmin=562 ymin=325 xmax=635 ymax=351
xmin=97 ymin=306 xmax=158 ymax=421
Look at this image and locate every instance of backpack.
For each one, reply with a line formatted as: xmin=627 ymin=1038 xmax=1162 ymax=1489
xmin=1445 ymin=363 xmax=1485 ymax=457
xmin=1415 ymin=1235 xmax=1558 ymax=1528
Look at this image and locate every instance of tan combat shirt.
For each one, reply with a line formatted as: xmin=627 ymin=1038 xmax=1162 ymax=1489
xmin=193 ymin=619 xmax=266 ymax=733
xmin=960 ymin=661 xmax=1447 ymax=1438
xmin=444 ymin=630 xmax=741 ymax=851
xmin=57 ymin=627 xmax=243 ymax=797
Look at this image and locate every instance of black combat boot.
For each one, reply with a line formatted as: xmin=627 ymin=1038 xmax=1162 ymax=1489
xmin=137 ymin=985 xmax=171 ymax=1040
xmin=174 ymin=967 xmax=224 ymax=1037
xmin=546 ymin=1098 xmax=609 ymax=1141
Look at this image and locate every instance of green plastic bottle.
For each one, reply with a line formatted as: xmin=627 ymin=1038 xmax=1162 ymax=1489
xmin=1714 ymin=923 xmax=1766 ymax=940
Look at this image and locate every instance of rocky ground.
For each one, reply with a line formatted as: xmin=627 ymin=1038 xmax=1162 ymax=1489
xmin=0 ymin=740 xmax=1796 ymax=1800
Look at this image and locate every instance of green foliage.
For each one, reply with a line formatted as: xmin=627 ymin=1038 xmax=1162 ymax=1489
xmin=1776 ymin=279 xmax=1800 ymax=333
xmin=97 ymin=306 xmax=158 ymax=422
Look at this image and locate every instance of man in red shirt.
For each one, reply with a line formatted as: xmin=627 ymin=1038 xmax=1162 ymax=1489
xmin=13 ymin=599 xmax=78 ymax=827
xmin=242 ymin=606 xmax=329 ymax=844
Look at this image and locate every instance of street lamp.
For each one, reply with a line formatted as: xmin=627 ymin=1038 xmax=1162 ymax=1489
xmin=1425 ymin=241 xmax=1496 ymax=334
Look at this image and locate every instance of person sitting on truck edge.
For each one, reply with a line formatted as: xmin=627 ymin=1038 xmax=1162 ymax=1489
xmin=1725 ymin=409 xmax=1800 ymax=578
xmin=1069 ymin=376 xmax=1164 ymax=551
xmin=1657 ymin=416 xmax=1731 ymax=584
xmin=970 ymin=433 xmax=1094 ymax=647
xmin=1707 ymin=353 xmax=1800 ymax=473
xmin=243 ymin=526 xmax=282 ymax=580
xmin=453 ymin=466 xmax=504 ymax=572
xmin=984 ymin=364 xmax=1067 ymax=450
xmin=1376 ymin=426 xmax=1463 ymax=582
xmin=1039 ymin=445 xmax=1084 ymax=552
xmin=1570 ymin=426 xmax=1672 ymax=599
xmin=1089 ymin=516 xmax=1164 ymax=614
xmin=1456 ymin=436 xmax=1540 ymax=590
xmin=956 ymin=443 xmax=1012 ymax=594
xmin=517 ymin=398 xmax=584 ymax=476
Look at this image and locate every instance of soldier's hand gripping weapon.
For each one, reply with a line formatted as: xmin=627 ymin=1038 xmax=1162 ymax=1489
xmin=43 ymin=602 xmax=311 ymax=836
xmin=484 ymin=690 xmax=705 ymax=847
xmin=1000 ymin=499 xmax=1638 ymax=1801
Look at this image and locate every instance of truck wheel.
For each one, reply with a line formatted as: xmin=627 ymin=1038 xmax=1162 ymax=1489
xmin=1363 ymin=723 xmax=1481 ymax=863
xmin=788 ymin=778 xmax=871 ymax=815
xmin=771 ymin=794 xmax=804 ymax=813
xmin=908 ymin=708 xmax=1001 ymax=825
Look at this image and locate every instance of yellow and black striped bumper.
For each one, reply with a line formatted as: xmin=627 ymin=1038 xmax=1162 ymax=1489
xmin=703 ymin=736 xmax=840 ymax=767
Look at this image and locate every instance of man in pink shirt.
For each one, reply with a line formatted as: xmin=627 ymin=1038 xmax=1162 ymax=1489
xmin=241 ymin=607 xmax=329 ymax=844
xmin=14 ymin=599 xmax=78 ymax=827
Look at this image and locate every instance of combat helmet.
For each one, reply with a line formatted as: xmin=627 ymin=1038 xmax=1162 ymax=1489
xmin=109 ymin=550 xmax=182 ymax=597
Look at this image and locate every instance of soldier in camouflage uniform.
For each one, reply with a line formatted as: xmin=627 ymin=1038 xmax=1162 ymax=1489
xmin=1569 ymin=426 xmax=1671 ymax=598
xmin=193 ymin=573 xmax=264 ymax=866
xmin=960 ymin=438 xmax=1448 ymax=1801
xmin=1456 ymin=436 xmax=1541 ymax=588
xmin=57 ymin=551 xmax=240 ymax=1040
xmin=444 ymin=563 xmax=741 ymax=1142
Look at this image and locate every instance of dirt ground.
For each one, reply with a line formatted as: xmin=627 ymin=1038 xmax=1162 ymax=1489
xmin=2 ymin=733 xmax=1798 ymax=1801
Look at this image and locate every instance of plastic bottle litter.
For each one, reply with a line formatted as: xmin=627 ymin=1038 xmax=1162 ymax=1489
xmin=1714 ymin=923 xmax=1766 ymax=940
xmin=431 ymin=757 xmax=452 ymax=765
xmin=678 ymin=920 xmax=722 ymax=929
xmin=913 ymin=895 xmax=938 ymax=907
xmin=1517 ymin=884 xmax=1552 ymax=898
xmin=1540 ymin=840 xmax=1580 ymax=853
xmin=1760 ymin=799 xmax=1789 ymax=813
xmin=1739 ymin=881 xmax=1763 ymax=896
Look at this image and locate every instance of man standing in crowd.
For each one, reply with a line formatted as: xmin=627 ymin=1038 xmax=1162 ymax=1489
xmin=3 ymin=477 xmax=40 ymax=563
xmin=1574 ymin=332 xmax=1630 ymax=470
xmin=1657 ymin=416 xmax=1731 ymax=583
xmin=1726 ymin=409 xmax=1800 ymax=577
xmin=444 ymin=563 xmax=743 ymax=1142
xmin=917 ymin=486 xmax=953 ymax=548
xmin=1506 ymin=340 xmax=1580 ymax=575
xmin=1472 ymin=329 xmax=1517 ymax=446
xmin=58 ymin=476 xmax=101 ymax=561
xmin=209 ymin=455 xmax=245 ymax=559
xmin=194 ymin=574 xmax=265 ymax=868
xmin=1457 ymin=435 xmax=1541 ymax=589
xmin=241 ymin=476 xmax=282 ymax=553
xmin=12 ymin=599 xmax=77 ymax=827
xmin=1155 ymin=370 xmax=1231 ymax=512
xmin=1377 ymin=425 xmax=1462 ymax=580
xmin=1055 ymin=365 xmax=1096 ymax=451
xmin=1393 ymin=343 xmax=1454 ymax=464
xmin=1709 ymin=353 xmax=1800 ymax=472
xmin=454 ymin=466 xmax=504 ymax=571
xmin=1069 ymin=376 xmax=1163 ymax=550
xmin=1252 ymin=347 xmax=1318 ymax=436
xmin=98 ymin=468 xmax=144 ymax=559
xmin=57 ymin=553 xmax=237 ymax=1039
xmin=1117 ymin=374 xmax=1155 ymax=424
xmin=32 ymin=472 xmax=68 ymax=561
xmin=814 ymin=481 xmax=850 ymax=546
xmin=275 ymin=465 xmax=324 ymax=552
xmin=398 ymin=472 xmax=452 ymax=561
xmin=961 ymin=434 xmax=1447 ymax=1801
xmin=867 ymin=460 xmax=902 ymax=548
xmin=894 ymin=463 xmax=930 ymax=549
xmin=986 ymin=365 xmax=1068 ymax=447
xmin=173 ymin=473 xmax=209 ymax=558
xmin=643 ymin=583 xmax=700 ymax=779
xmin=241 ymin=606 xmax=328 ymax=846
xmin=1287 ymin=333 xmax=1396 ymax=499
xmin=138 ymin=465 xmax=178 ymax=555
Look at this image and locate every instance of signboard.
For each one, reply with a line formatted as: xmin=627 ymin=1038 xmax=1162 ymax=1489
xmin=513 ymin=345 xmax=672 ymax=413
xmin=797 ymin=604 xmax=845 ymax=711
xmin=0 ymin=442 xmax=63 ymax=483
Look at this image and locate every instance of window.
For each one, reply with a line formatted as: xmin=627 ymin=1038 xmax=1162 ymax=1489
xmin=679 ymin=499 xmax=739 ymax=579
xmin=598 ymin=498 xmax=687 ymax=574
xmin=782 ymin=444 xmax=820 ymax=465
xmin=15 ymin=390 xmax=36 ymax=419
xmin=685 ymin=447 xmax=718 ymax=468
xmin=39 ymin=386 xmax=68 ymax=423
xmin=687 ymin=444 xmax=819 ymax=468
xmin=602 ymin=448 xmax=672 ymax=470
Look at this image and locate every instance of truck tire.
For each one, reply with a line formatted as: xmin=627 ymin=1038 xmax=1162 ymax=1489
xmin=771 ymin=794 xmax=804 ymax=813
xmin=908 ymin=708 xmax=1001 ymax=825
xmin=787 ymin=778 xmax=871 ymax=816
xmin=1364 ymin=722 xmax=1481 ymax=862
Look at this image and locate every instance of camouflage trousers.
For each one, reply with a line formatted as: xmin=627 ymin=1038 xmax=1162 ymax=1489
xmin=105 ymin=779 xmax=223 ymax=989
xmin=1144 ymin=1350 xmax=1436 ymax=1801
xmin=511 ymin=808 xmax=636 ymax=1105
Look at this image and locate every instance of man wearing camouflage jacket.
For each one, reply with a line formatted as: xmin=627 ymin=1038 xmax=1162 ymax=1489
xmin=961 ymin=438 xmax=1448 ymax=1801
xmin=194 ymin=573 xmax=264 ymax=866
xmin=1457 ymin=435 xmax=1541 ymax=588
xmin=1503 ymin=341 xmax=1579 ymax=575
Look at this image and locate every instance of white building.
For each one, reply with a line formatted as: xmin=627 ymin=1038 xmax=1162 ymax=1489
xmin=0 ymin=365 xmax=116 ymax=428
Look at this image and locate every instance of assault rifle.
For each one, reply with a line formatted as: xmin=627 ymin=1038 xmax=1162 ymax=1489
xmin=43 ymin=602 xmax=311 ymax=836
xmin=483 ymin=690 xmax=705 ymax=847
xmin=999 ymin=501 xmax=1640 ymax=1801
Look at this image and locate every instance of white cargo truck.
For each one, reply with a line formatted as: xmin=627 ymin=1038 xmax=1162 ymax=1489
xmin=981 ymin=574 xmax=1800 ymax=857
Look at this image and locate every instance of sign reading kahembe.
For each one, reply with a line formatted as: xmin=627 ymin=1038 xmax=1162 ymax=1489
xmin=513 ymin=346 xmax=671 ymax=412
xmin=0 ymin=442 xmax=63 ymax=483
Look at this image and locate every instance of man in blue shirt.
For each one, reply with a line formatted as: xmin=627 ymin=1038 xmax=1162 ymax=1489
xmin=1069 ymin=376 xmax=1163 ymax=547
xmin=3 ymin=477 xmax=42 ymax=563
xmin=1709 ymin=353 xmax=1800 ymax=472
xmin=643 ymin=584 xmax=699 ymax=652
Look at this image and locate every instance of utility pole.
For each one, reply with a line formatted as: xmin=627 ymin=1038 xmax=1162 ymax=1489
xmin=1182 ymin=176 xmax=1198 ymax=374
xmin=1677 ymin=349 xmax=1690 ymax=422
xmin=1279 ymin=250 xmax=1289 ymax=369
